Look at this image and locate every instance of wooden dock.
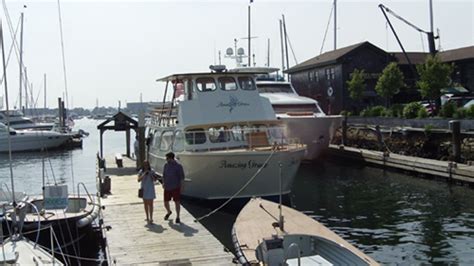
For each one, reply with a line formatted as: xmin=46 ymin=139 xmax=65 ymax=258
xmin=98 ymin=156 xmax=234 ymax=265
xmin=328 ymin=144 xmax=474 ymax=184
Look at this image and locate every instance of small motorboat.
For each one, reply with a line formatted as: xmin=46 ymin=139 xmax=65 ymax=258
xmin=232 ymin=198 xmax=379 ymax=265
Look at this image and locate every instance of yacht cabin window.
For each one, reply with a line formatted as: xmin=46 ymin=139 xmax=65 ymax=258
xmin=208 ymin=126 xmax=230 ymax=143
xmin=238 ymin=77 xmax=256 ymax=90
xmin=256 ymin=83 xmax=293 ymax=93
xmin=230 ymin=125 xmax=248 ymax=141
xmin=218 ymin=77 xmax=237 ymax=91
xmin=160 ymin=131 xmax=174 ymax=151
xmin=196 ymin=77 xmax=217 ymax=92
xmin=185 ymin=128 xmax=206 ymax=145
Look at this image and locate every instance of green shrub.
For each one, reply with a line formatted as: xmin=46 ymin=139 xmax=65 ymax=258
xmin=440 ymin=101 xmax=456 ymax=118
xmin=359 ymin=106 xmax=387 ymax=117
xmin=390 ymin=104 xmax=404 ymax=118
xmin=371 ymin=106 xmax=386 ymax=117
xmin=360 ymin=108 xmax=370 ymax=117
xmin=453 ymin=107 xmax=466 ymax=119
xmin=403 ymin=102 xmax=423 ymax=119
xmin=417 ymin=107 xmax=429 ymax=118
xmin=424 ymin=124 xmax=433 ymax=136
xmin=466 ymin=105 xmax=474 ymax=119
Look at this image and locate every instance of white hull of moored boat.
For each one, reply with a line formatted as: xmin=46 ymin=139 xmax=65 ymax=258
xmin=279 ymin=115 xmax=342 ymax=160
xmin=0 ymin=131 xmax=71 ymax=152
xmin=149 ymin=147 xmax=305 ymax=200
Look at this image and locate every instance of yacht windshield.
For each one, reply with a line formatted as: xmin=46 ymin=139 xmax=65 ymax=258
xmin=256 ymin=83 xmax=294 ymax=93
xmin=196 ymin=77 xmax=217 ymax=92
xmin=238 ymin=77 xmax=256 ymax=90
xmin=218 ymin=77 xmax=238 ymax=91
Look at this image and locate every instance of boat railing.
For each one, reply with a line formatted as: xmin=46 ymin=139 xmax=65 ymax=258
xmin=176 ymin=127 xmax=304 ymax=153
xmin=286 ymin=242 xmax=301 ymax=265
xmin=77 ymin=182 xmax=94 ymax=205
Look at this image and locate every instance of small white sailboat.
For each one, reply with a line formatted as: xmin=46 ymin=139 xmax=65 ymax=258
xmin=1 ymin=202 xmax=65 ymax=266
xmin=232 ymin=198 xmax=379 ymax=265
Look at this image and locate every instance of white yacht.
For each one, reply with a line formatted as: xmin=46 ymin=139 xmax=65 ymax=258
xmin=147 ymin=67 xmax=306 ymax=200
xmin=232 ymin=67 xmax=342 ymax=160
xmin=0 ymin=110 xmax=54 ymax=131
xmin=0 ymin=123 xmax=71 ymax=152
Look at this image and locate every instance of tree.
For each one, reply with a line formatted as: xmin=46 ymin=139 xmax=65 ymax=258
xmin=416 ymin=55 xmax=453 ymax=114
xmin=346 ymin=68 xmax=366 ymax=101
xmin=375 ymin=62 xmax=405 ymax=107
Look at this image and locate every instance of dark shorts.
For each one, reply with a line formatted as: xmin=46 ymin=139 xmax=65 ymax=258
xmin=164 ymin=187 xmax=181 ymax=202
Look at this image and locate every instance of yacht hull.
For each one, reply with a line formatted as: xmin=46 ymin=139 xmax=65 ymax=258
xmin=279 ymin=115 xmax=342 ymax=160
xmin=0 ymin=131 xmax=71 ymax=152
xmin=149 ymin=148 xmax=305 ymax=200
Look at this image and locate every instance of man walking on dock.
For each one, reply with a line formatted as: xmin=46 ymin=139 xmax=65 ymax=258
xmin=163 ymin=152 xmax=185 ymax=224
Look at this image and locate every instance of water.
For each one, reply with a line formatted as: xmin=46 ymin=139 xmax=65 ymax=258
xmin=2 ymin=118 xmax=474 ymax=264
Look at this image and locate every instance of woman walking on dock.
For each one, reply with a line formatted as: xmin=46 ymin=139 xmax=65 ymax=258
xmin=138 ymin=161 xmax=157 ymax=224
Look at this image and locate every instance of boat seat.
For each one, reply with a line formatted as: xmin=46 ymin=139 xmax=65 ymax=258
xmin=115 ymin=153 xmax=123 ymax=168
xmin=287 ymin=255 xmax=332 ymax=266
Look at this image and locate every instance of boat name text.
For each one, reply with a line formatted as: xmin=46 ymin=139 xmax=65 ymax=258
xmin=219 ymin=160 xmax=268 ymax=170
xmin=216 ymin=95 xmax=250 ymax=113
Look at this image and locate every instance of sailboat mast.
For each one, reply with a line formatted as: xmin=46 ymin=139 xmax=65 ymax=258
xmin=0 ymin=20 xmax=16 ymax=205
xmin=24 ymin=67 xmax=28 ymax=112
xmin=334 ymin=0 xmax=337 ymax=50
xmin=19 ymin=12 xmax=24 ymax=111
xmin=44 ymin=74 xmax=46 ymax=111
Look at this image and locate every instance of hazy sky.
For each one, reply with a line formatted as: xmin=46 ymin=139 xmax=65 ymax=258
xmin=0 ymin=0 xmax=472 ymax=109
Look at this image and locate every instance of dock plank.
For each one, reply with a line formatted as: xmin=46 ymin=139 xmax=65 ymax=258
xmin=329 ymin=144 xmax=474 ymax=183
xmin=100 ymin=156 xmax=233 ymax=265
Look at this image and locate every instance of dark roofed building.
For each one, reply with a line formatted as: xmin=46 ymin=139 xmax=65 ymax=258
xmin=286 ymin=41 xmax=474 ymax=114
xmin=286 ymin=42 xmax=394 ymax=114
xmin=439 ymin=46 xmax=474 ymax=92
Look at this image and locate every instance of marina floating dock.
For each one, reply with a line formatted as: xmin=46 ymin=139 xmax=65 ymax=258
xmin=98 ymin=156 xmax=234 ymax=265
xmin=328 ymin=144 xmax=474 ymax=184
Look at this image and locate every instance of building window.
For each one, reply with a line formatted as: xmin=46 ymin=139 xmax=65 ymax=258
xmin=326 ymin=69 xmax=330 ymax=80
xmin=315 ymin=71 xmax=319 ymax=82
xmin=308 ymin=71 xmax=313 ymax=81
xmin=330 ymin=68 xmax=335 ymax=80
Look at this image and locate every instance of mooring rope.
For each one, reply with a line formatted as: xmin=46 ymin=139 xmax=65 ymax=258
xmin=194 ymin=147 xmax=277 ymax=222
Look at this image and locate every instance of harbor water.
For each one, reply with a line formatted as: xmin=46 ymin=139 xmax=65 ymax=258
xmin=1 ymin=118 xmax=474 ymax=264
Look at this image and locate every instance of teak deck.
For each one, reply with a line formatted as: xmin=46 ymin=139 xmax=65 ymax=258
xmin=99 ymin=156 xmax=233 ymax=265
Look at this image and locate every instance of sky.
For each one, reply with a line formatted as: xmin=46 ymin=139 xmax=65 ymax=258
xmin=0 ymin=0 xmax=472 ymax=109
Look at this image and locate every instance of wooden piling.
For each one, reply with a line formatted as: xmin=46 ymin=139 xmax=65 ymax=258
xmin=342 ymin=115 xmax=348 ymax=146
xmin=450 ymin=120 xmax=461 ymax=163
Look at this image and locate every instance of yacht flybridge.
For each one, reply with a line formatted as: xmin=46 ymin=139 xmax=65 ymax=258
xmin=147 ymin=67 xmax=306 ymax=200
